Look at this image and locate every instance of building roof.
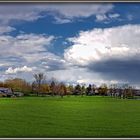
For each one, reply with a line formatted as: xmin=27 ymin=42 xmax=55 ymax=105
xmin=0 ymin=87 xmax=12 ymax=94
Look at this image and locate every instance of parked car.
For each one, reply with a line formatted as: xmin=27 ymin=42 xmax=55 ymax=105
xmin=14 ymin=92 xmax=24 ymax=97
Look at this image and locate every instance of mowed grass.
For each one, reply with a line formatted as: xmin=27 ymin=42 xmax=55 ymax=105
xmin=0 ymin=96 xmax=140 ymax=137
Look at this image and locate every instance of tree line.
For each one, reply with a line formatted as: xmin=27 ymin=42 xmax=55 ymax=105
xmin=0 ymin=73 xmax=137 ymax=98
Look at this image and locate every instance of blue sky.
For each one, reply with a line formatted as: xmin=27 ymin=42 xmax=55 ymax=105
xmin=1 ymin=3 xmax=140 ymax=87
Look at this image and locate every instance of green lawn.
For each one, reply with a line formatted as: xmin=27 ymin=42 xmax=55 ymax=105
xmin=0 ymin=96 xmax=140 ymax=137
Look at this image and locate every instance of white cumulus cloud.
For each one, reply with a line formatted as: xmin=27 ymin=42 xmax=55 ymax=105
xmin=96 ymin=14 xmax=108 ymax=21
xmin=64 ymin=24 xmax=140 ymax=65
xmin=5 ymin=66 xmax=32 ymax=74
xmin=0 ymin=26 xmax=15 ymax=34
xmin=109 ymin=13 xmax=120 ymax=19
xmin=0 ymin=4 xmax=114 ymax=25
xmin=50 ymin=4 xmax=113 ymax=18
xmin=0 ymin=33 xmax=55 ymax=63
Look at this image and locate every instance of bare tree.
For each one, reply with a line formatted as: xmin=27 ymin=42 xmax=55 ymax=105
xmin=50 ymin=81 xmax=56 ymax=96
xmin=33 ymin=73 xmax=46 ymax=96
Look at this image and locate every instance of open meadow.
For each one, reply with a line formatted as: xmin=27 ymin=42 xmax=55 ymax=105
xmin=0 ymin=96 xmax=139 ymax=137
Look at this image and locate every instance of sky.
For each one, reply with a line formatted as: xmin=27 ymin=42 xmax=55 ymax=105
xmin=0 ymin=3 xmax=140 ymax=87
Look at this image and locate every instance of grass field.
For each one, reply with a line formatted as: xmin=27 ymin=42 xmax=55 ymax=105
xmin=0 ymin=96 xmax=140 ymax=137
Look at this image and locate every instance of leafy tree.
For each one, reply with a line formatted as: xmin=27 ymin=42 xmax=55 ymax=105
xmin=86 ymin=84 xmax=92 ymax=96
xmin=98 ymin=84 xmax=108 ymax=96
xmin=58 ymin=82 xmax=67 ymax=98
xmin=39 ymin=83 xmax=51 ymax=96
xmin=81 ymin=85 xmax=86 ymax=96
xmin=5 ymin=78 xmax=31 ymax=95
xmin=74 ymin=84 xmax=81 ymax=95
xmin=67 ymin=85 xmax=74 ymax=95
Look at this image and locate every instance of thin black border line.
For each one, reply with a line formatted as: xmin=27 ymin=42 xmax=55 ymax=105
xmin=0 ymin=1 xmax=139 ymax=2
xmin=0 ymin=138 xmax=139 ymax=139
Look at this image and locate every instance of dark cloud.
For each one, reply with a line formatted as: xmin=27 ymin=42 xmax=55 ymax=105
xmin=88 ymin=58 xmax=140 ymax=84
xmin=42 ymin=59 xmax=66 ymax=71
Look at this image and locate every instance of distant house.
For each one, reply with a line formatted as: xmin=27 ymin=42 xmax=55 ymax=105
xmin=133 ymin=89 xmax=140 ymax=96
xmin=0 ymin=87 xmax=13 ymax=97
